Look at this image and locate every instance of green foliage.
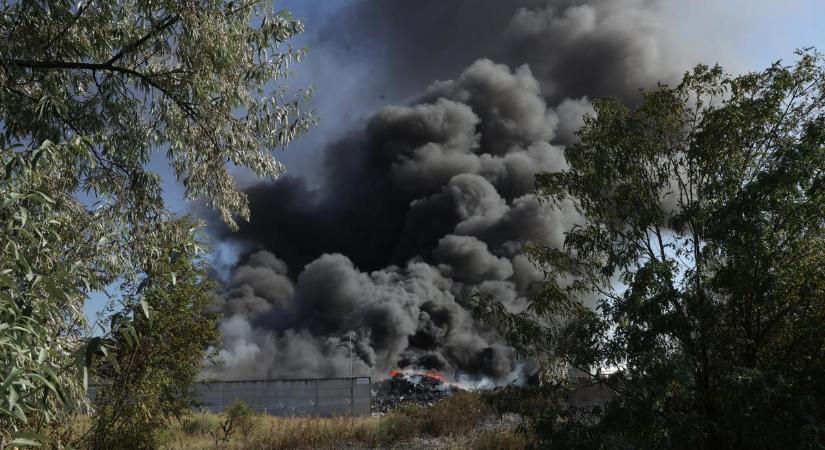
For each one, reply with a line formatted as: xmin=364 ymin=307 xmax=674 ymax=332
xmin=483 ymin=385 xmax=560 ymax=420
xmin=180 ymin=411 xmax=220 ymax=437
xmin=0 ymin=145 xmax=128 ymax=445
xmin=520 ymin=49 xmax=825 ymax=448
xmin=1 ymin=143 xmax=221 ymax=447
xmin=469 ymin=429 xmax=532 ymax=450
xmin=224 ymin=400 xmax=253 ymax=423
xmin=222 ymin=399 xmax=256 ymax=440
xmin=0 ymin=1 xmax=313 ymax=446
xmin=396 ymin=392 xmax=492 ymax=437
xmin=0 ymin=0 xmax=315 ymax=226
xmin=374 ymin=411 xmax=416 ymax=444
xmin=87 ymin=232 xmax=221 ymax=449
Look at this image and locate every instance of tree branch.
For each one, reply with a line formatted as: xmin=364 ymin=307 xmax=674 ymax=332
xmin=3 ymin=58 xmax=199 ymax=124
xmin=105 ymin=14 xmax=180 ymax=66
xmin=44 ymin=1 xmax=92 ymax=53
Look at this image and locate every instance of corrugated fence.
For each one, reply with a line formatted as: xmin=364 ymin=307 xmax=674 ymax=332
xmin=89 ymin=377 xmax=372 ymax=417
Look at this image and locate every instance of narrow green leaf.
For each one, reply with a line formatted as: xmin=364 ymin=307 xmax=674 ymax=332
xmin=28 ymin=374 xmax=58 ymax=399
xmin=34 ymin=190 xmax=56 ymax=204
xmin=2 ymin=367 xmax=22 ymax=389
xmin=9 ymin=438 xmax=42 ymax=447
xmin=127 ymin=324 xmax=139 ymax=347
xmin=8 ymin=385 xmax=18 ymax=409
xmin=11 ymin=431 xmax=48 ymax=447
xmin=140 ymin=299 xmax=151 ymax=319
xmin=136 ymin=278 xmax=149 ymax=294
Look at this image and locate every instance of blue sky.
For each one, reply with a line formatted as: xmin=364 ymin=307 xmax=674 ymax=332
xmin=662 ymin=0 xmax=824 ymax=68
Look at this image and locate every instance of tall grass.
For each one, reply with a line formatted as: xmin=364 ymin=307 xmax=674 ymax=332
xmin=243 ymin=416 xmax=383 ymax=450
xmin=468 ymin=429 xmax=533 ymax=450
xmin=394 ymin=391 xmax=492 ymax=436
xmin=59 ymin=392 xmax=531 ymax=449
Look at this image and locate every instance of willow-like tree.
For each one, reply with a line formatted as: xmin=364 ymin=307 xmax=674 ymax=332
xmin=0 ymin=1 xmax=313 ymax=446
xmin=507 ymin=51 xmax=825 ymax=449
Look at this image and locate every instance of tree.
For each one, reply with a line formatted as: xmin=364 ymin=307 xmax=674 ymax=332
xmin=0 ymin=1 xmax=313 ymax=445
xmin=87 ymin=230 xmax=220 ymax=450
xmin=517 ymin=50 xmax=825 ymax=448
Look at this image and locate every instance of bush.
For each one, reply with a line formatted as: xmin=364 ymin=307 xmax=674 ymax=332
xmin=244 ymin=416 xmax=381 ymax=450
xmin=133 ymin=393 xmax=519 ymax=449
xmin=400 ymin=392 xmax=492 ymax=437
xmin=87 ymin=241 xmax=221 ymax=450
xmin=470 ymin=429 xmax=533 ymax=450
xmin=222 ymin=400 xmax=258 ymax=441
xmin=483 ymin=385 xmax=563 ymax=419
xmin=225 ymin=400 xmax=253 ymax=421
xmin=180 ymin=412 xmax=220 ymax=436
xmin=375 ymin=411 xmax=417 ymax=444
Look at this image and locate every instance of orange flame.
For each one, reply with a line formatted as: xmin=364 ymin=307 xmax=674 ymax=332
xmin=423 ymin=369 xmax=447 ymax=383
xmin=387 ymin=367 xmax=469 ymax=390
xmin=389 ymin=368 xmax=448 ymax=382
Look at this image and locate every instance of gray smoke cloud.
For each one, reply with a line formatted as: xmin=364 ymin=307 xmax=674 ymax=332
xmin=206 ymin=0 xmax=705 ymax=383
xmin=312 ymin=0 xmax=691 ymax=105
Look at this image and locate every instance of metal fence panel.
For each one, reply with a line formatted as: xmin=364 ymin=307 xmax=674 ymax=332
xmin=88 ymin=377 xmax=371 ymax=417
xmin=193 ymin=377 xmax=371 ymax=417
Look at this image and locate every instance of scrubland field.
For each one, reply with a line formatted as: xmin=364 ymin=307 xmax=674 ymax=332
xmin=66 ymin=392 xmax=532 ymax=450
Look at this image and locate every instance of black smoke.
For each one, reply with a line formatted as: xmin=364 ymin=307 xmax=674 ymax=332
xmin=205 ymin=0 xmax=697 ymax=383
xmin=315 ymin=0 xmax=689 ymax=105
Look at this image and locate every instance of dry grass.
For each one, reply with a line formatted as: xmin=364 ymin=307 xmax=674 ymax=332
xmin=396 ymin=391 xmax=492 ymax=437
xmin=60 ymin=392 xmax=529 ymax=449
xmin=467 ymin=429 xmax=533 ymax=450
xmin=163 ymin=413 xmax=389 ymax=449
xmin=163 ymin=392 xmax=497 ymax=449
xmin=244 ymin=416 xmax=382 ymax=450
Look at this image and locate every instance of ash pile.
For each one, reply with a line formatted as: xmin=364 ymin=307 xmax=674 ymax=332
xmin=372 ymin=369 xmax=464 ymax=413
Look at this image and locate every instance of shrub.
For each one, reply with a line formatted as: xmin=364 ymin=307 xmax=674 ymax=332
xmin=483 ymin=385 xmax=562 ymax=419
xmin=401 ymin=392 xmax=492 ymax=437
xmin=180 ymin=412 xmax=220 ymax=436
xmin=470 ymin=429 xmax=533 ymax=450
xmin=244 ymin=416 xmax=381 ymax=450
xmin=87 ymin=244 xmax=221 ymax=450
xmin=225 ymin=400 xmax=254 ymax=428
xmin=375 ymin=411 xmax=417 ymax=444
xmin=220 ymin=400 xmax=258 ymax=442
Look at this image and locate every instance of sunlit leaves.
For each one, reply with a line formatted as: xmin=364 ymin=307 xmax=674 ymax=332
xmin=0 ymin=144 xmax=219 ymax=445
xmin=0 ymin=146 xmax=99 ymax=442
xmin=0 ymin=2 xmax=307 ymax=443
xmin=0 ymin=0 xmax=315 ymax=229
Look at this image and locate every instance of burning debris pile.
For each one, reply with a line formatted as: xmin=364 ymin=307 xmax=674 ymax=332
xmin=372 ymin=369 xmax=466 ymax=413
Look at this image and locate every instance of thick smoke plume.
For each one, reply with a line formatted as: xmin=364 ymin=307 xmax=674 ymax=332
xmin=205 ymin=0 xmax=697 ymax=383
